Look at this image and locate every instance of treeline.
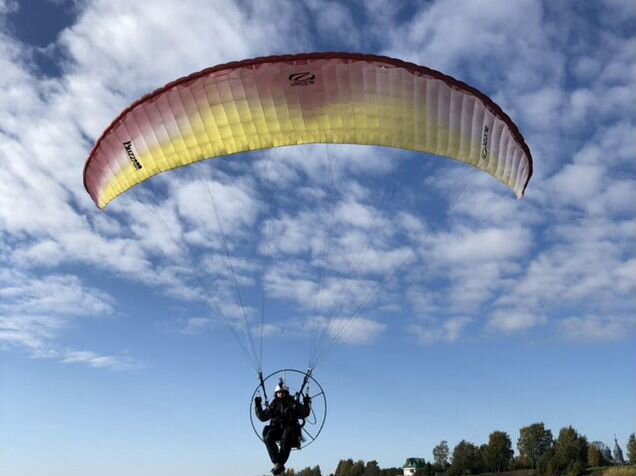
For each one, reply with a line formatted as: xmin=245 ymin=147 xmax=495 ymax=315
xmin=430 ymin=425 xmax=636 ymax=476
xmin=279 ymin=465 xmax=323 ymax=476
xmin=277 ymin=461 xmax=400 ymax=476
xmin=269 ymin=426 xmax=636 ymax=476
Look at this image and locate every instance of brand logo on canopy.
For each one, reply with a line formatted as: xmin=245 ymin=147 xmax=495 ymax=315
xmin=289 ymin=72 xmax=315 ymax=86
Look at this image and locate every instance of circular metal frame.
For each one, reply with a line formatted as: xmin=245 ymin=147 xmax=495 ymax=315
xmin=249 ymin=368 xmax=327 ymax=449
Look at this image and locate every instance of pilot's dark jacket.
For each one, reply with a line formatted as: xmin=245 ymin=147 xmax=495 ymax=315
xmin=255 ymin=393 xmax=311 ymax=465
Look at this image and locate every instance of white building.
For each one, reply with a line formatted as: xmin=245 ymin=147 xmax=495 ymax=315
xmin=403 ymin=458 xmax=427 ymax=476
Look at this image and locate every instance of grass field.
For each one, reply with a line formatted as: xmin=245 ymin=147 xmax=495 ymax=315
xmin=475 ymin=467 xmax=635 ymax=476
xmin=588 ymin=467 xmax=636 ymax=476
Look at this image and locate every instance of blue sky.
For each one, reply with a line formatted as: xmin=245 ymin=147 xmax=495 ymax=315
xmin=0 ymin=1 xmax=635 ymax=475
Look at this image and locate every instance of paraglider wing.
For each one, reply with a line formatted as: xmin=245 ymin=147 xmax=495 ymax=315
xmin=83 ymin=52 xmax=532 ymax=208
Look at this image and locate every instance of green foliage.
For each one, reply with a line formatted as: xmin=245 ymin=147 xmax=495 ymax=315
xmin=627 ymin=433 xmax=636 ymax=465
xmin=589 ymin=444 xmax=603 ymax=467
xmin=537 ymin=446 xmax=556 ymax=475
xmin=331 ymin=459 xmax=402 ymax=476
xmin=351 ymin=460 xmax=365 ymax=476
xmin=296 ymin=466 xmax=322 ymax=476
xmin=334 ymin=460 xmax=369 ymax=476
xmin=422 ymin=462 xmax=436 ymax=476
xmin=434 ymin=441 xmax=451 ymax=469
xmin=517 ymin=423 xmax=554 ymax=470
xmin=539 ymin=426 xmax=588 ymax=476
xmin=589 ymin=441 xmax=614 ymax=467
xmin=450 ymin=440 xmax=483 ymax=476
xmin=379 ymin=467 xmax=402 ymax=476
xmin=484 ymin=431 xmax=514 ymax=473
xmin=363 ymin=460 xmax=381 ymax=476
xmin=325 ymin=424 xmax=622 ymax=476
xmin=335 ymin=459 xmax=354 ymax=476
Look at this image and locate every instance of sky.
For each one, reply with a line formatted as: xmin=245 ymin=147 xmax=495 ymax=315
xmin=0 ymin=1 xmax=635 ymax=475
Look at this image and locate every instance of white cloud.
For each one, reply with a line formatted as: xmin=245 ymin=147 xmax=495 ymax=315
xmin=409 ymin=316 xmax=473 ymax=345
xmin=179 ymin=317 xmax=214 ymax=335
xmin=262 ymin=210 xmax=325 ymax=256
xmin=1 ymin=0 xmax=635 ymax=376
xmin=571 ymin=57 xmax=602 ymax=82
xmin=264 ymin=263 xmax=381 ymax=315
xmin=61 ymin=350 xmax=136 ymax=370
xmin=494 ymin=217 xmax=635 ymax=320
xmin=549 ymin=163 xmax=605 ymax=205
xmin=59 ymin=0 xmax=311 ymax=101
xmin=323 ymin=316 xmax=386 ymax=345
xmin=517 ymin=87 xmax=565 ymax=130
xmin=487 ymin=309 xmax=547 ymax=333
xmin=0 ymin=273 xmax=113 ymax=317
xmin=305 ymin=0 xmax=361 ymax=47
xmin=406 ymin=286 xmax=438 ymax=315
xmin=11 ymin=239 xmax=66 ymax=267
xmin=173 ymin=174 xmax=263 ymax=241
xmin=0 ymin=314 xmax=65 ymax=354
xmin=427 ymin=226 xmax=532 ymax=265
xmin=568 ymin=88 xmax=596 ymax=123
xmin=558 ymin=315 xmax=636 ymax=342
xmin=0 ymin=270 xmax=137 ymax=368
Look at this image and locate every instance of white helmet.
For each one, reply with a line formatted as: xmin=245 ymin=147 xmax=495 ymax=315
xmin=274 ymin=379 xmax=288 ymax=394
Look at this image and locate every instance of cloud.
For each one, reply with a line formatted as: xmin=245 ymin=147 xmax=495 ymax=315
xmin=0 ymin=314 xmax=65 ymax=355
xmin=179 ymin=317 xmax=214 ymax=335
xmin=0 ymin=272 xmax=114 ymax=317
xmin=173 ymin=173 xmax=263 ymax=242
xmin=487 ymin=309 xmax=547 ymax=333
xmin=1 ymin=0 xmax=635 ymax=377
xmin=61 ymin=350 xmax=137 ymax=370
xmin=385 ymin=0 xmax=559 ymax=95
xmin=517 ymin=87 xmax=565 ymax=130
xmin=0 ymin=270 xmax=135 ymax=368
xmin=264 ymin=262 xmax=381 ymax=314
xmin=409 ymin=316 xmax=473 ymax=345
xmin=304 ymin=0 xmax=361 ymax=48
xmin=601 ymin=0 xmax=636 ymax=22
xmin=549 ymin=163 xmax=606 ymax=205
xmin=558 ymin=315 xmax=636 ymax=342
xmin=322 ymin=316 xmax=386 ymax=345
xmin=426 ymin=226 xmax=532 ymax=265
xmin=59 ymin=0 xmax=312 ymax=101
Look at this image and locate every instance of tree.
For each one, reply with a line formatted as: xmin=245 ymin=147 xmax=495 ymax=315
xmin=363 ymin=461 xmax=381 ymax=476
xmin=449 ymin=440 xmax=482 ymax=476
xmin=551 ymin=426 xmax=588 ymax=476
xmin=433 ymin=440 xmax=450 ymax=470
xmin=420 ymin=462 xmax=435 ymax=476
xmin=484 ymin=431 xmax=514 ymax=472
xmin=351 ymin=460 xmax=365 ymax=476
xmin=588 ymin=445 xmax=602 ymax=467
xmin=298 ymin=466 xmax=322 ymax=476
xmin=379 ymin=467 xmax=402 ymax=476
xmin=536 ymin=446 xmax=556 ymax=475
xmin=518 ymin=423 xmax=554 ymax=469
xmin=628 ymin=433 xmax=636 ymax=465
xmin=335 ymin=459 xmax=354 ymax=476
xmin=589 ymin=442 xmax=612 ymax=467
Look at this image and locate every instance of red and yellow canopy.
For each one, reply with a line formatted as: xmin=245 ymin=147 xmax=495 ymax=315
xmin=84 ymin=53 xmax=532 ymax=208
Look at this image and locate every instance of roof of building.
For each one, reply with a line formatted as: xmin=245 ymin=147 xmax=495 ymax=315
xmin=403 ymin=458 xmax=427 ymax=469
